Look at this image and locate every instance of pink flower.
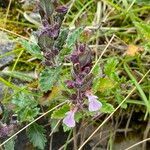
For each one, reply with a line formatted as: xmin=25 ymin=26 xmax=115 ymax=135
xmin=85 ymin=91 xmax=102 ymax=112
xmin=63 ymin=110 xmax=76 ymax=127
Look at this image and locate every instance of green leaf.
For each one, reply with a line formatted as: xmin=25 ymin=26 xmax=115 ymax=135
xmin=92 ymin=63 xmax=100 ymax=76
xmin=39 ymin=67 xmax=61 ymax=92
xmin=50 ymin=119 xmax=60 ymax=133
xmin=12 ymin=92 xmax=39 ymax=122
xmin=51 ymin=104 xmax=70 ymax=119
xmin=12 ymin=92 xmax=37 ymax=108
xmin=134 ymin=21 xmax=150 ymax=40
xmin=92 ymin=77 xmax=100 ymax=93
xmin=100 ymin=102 xmax=115 ymax=113
xmin=63 ymin=124 xmax=72 ymax=132
xmin=57 ymin=29 xmax=70 ymax=61
xmin=66 ymin=27 xmax=83 ymax=48
xmin=59 ymin=47 xmax=72 ymax=61
xmin=114 ymin=90 xmax=127 ymax=109
xmin=104 ymin=58 xmax=119 ymax=78
xmin=93 ymin=78 xmax=115 ymax=93
xmin=54 ymin=28 xmax=69 ymax=50
xmin=75 ymin=112 xmax=82 ymax=123
xmin=99 ymin=78 xmax=116 ymax=92
xmin=20 ymin=39 xmax=43 ymax=59
xmin=19 ymin=107 xmax=39 ymax=122
xmin=27 ymin=123 xmax=47 ymax=150
xmin=143 ymin=42 xmax=150 ymax=52
xmin=38 ymin=34 xmax=54 ymax=49
xmin=40 ymin=0 xmax=54 ymax=17
xmin=4 ymin=138 xmax=15 ymax=150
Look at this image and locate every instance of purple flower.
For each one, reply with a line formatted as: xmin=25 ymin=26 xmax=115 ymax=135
xmin=78 ymin=44 xmax=86 ymax=52
xmin=70 ymin=54 xmax=79 ymax=64
xmin=56 ymin=6 xmax=68 ymax=14
xmin=0 ymin=124 xmax=14 ymax=138
xmin=85 ymin=92 xmax=102 ymax=112
xmin=63 ymin=110 xmax=76 ymax=127
xmin=65 ymin=80 xmax=75 ymax=89
xmin=40 ymin=23 xmax=60 ymax=39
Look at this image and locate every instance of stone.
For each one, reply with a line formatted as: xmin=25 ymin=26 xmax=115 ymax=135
xmin=0 ymin=31 xmax=15 ymax=68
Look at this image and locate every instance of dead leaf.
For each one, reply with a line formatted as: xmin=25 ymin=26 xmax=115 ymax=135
xmin=39 ymin=86 xmax=61 ymax=106
xmin=125 ymin=44 xmax=143 ymax=56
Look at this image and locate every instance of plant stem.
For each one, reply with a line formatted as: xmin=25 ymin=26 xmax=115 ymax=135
xmin=73 ymin=127 xmax=78 ymax=150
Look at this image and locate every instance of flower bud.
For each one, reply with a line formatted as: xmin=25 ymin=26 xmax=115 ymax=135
xmin=56 ymin=6 xmax=68 ymax=14
xmin=78 ymin=44 xmax=86 ymax=53
xmin=65 ymin=80 xmax=75 ymax=89
xmin=70 ymin=54 xmax=79 ymax=64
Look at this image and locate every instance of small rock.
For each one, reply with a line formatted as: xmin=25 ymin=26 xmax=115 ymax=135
xmin=0 ymin=32 xmax=15 ymax=68
xmin=0 ymin=83 xmax=4 ymax=100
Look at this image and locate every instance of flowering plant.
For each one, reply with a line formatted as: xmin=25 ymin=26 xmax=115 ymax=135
xmin=9 ymin=1 xmax=116 ymax=136
xmin=36 ymin=1 xmax=103 ymax=128
xmin=37 ymin=0 xmax=68 ymax=67
xmin=62 ymin=42 xmax=102 ymax=127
